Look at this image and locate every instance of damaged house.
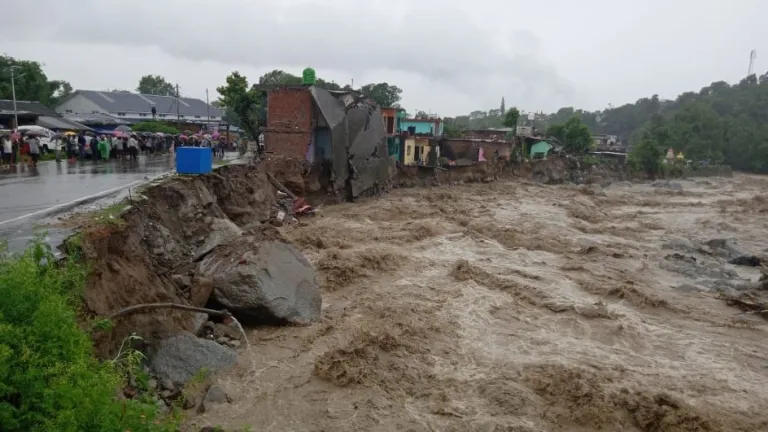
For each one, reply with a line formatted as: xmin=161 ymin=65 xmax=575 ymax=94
xmin=401 ymin=116 xmax=443 ymax=166
xmin=263 ymin=85 xmax=392 ymax=201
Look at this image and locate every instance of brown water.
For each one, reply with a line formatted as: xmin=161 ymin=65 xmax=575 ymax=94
xmin=189 ymin=175 xmax=768 ymax=432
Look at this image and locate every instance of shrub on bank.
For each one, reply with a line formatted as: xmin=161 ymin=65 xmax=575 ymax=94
xmin=0 ymin=241 xmax=175 ymax=432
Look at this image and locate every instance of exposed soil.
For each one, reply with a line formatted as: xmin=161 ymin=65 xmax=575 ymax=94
xmin=190 ymin=174 xmax=768 ymax=431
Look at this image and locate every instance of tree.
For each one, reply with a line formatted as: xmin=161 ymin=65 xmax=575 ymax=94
xmin=137 ymin=74 xmax=176 ymax=96
xmin=503 ymin=107 xmax=520 ymax=135
xmin=49 ymin=80 xmax=72 ymax=105
xmin=216 ymin=71 xmax=263 ymax=139
xmin=359 ymin=83 xmax=403 ymax=108
xmin=415 ymin=110 xmax=429 ymax=119
xmin=0 ymin=55 xmax=72 ymax=106
xmin=258 ymin=69 xmax=302 ymax=86
xmin=546 ymin=116 xmax=593 ymax=154
xmin=629 ymin=115 xmax=668 ymax=175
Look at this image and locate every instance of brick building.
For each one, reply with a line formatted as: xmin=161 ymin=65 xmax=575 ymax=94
xmin=262 ymin=85 xmax=392 ymax=199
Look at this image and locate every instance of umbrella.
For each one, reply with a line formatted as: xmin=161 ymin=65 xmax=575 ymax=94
xmin=84 ymin=131 xmax=96 ymax=136
xmin=115 ymin=125 xmax=132 ymax=132
xmin=113 ymin=131 xmax=128 ymax=138
xmin=0 ymin=129 xmax=12 ymax=137
xmin=178 ymin=135 xmax=189 ymax=140
xmin=63 ymin=131 xmax=77 ymax=136
xmin=155 ymin=132 xmax=165 ymax=137
xmin=212 ymin=132 xmax=220 ymax=139
xmin=183 ymin=130 xmax=193 ymax=135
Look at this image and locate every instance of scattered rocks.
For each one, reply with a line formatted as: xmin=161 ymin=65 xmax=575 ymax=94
xmin=197 ymin=385 xmax=231 ymax=413
xmin=194 ymin=218 xmax=243 ymax=260
xmin=148 ymin=332 xmax=237 ymax=387
xmin=198 ymin=236 xmax=321 ymax=325
xmin=171 ymin=273 xmax=192 ymax=289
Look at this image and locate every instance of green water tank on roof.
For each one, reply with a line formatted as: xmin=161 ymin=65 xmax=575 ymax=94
xmin=302 ymin=67 xmax=316 ymax=85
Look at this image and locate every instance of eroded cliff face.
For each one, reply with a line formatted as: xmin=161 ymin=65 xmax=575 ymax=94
xmin=76 ymin=164 xmax=280 ymax=357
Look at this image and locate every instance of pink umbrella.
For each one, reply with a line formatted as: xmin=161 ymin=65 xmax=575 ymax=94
xmin=113 ymin=130 xmax=128 ymax=138
xmin=212 ymin=132 xmax=220 ymax=139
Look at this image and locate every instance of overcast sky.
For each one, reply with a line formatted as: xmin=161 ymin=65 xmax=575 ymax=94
xmin=1 ymin=0 xmax=766 ymax=116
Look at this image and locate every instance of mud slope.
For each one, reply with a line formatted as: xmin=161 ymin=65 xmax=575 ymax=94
xmin=193 ymin=175 xmax=768 ymax=432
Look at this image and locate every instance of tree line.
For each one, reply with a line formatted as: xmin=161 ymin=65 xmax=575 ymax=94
xmin=445 ymin=71 xmax=768 ymax=173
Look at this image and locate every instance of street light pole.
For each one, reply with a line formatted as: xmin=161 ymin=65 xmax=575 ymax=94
xmin=9 ymin=66 xmax=20 ymax=130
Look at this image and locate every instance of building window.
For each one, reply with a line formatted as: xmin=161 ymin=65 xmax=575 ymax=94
xmin=195 ymin=115 xmax=201 ymax=119
xmin=139 ymin=113 xmax=147 ymax=117
xmin=117 ymin=112 xmax=126 ymax=116
xmin=159 ymin=114 xmax=167 ymax=118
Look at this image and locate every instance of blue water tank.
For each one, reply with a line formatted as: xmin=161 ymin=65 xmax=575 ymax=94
xmin=176 ymin=147 xmax=212 ymax=174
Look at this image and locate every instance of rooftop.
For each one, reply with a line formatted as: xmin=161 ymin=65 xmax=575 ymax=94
xmin=62 ymin=90 xmax=224 ymax=118
xmin=0 ymin=100 xmax=59 ymax=117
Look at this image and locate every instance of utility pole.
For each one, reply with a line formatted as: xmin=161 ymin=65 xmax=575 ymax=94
xmin=176 ymin=84 xmax=181 ymax=131
xmin=8 ymin=66 xmax=21 ymax=130
xmin=206 ymin=88 xmax=211 ymax=132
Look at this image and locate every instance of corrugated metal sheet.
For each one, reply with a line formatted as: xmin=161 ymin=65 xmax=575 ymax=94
xmin=69 ymin=90 xmax=223 ymax=117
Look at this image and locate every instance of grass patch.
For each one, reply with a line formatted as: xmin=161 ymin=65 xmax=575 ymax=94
xmin=0 ymin=240 xmax=177 ymax=431
xmin=90 ymin=202 xmax=130 ymax=226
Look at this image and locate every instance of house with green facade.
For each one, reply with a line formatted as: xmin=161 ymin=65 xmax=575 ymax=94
xmin=529 ymin=140 xmax=553 ymax=159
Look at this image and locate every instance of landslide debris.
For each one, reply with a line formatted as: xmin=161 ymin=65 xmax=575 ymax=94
xmin=71 ymin=163 xmax=321 ymax=357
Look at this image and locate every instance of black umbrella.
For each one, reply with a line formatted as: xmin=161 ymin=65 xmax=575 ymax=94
xmin=115 ymin=125 xmax=133 ymax=132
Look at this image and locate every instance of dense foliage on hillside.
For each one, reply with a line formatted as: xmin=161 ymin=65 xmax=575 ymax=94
xmin=447 ymin=72 xmax=768 ymax=172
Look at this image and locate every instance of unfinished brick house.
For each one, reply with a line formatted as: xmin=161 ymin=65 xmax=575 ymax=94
xmin=263 ymin=85 xmax=393 ymax=200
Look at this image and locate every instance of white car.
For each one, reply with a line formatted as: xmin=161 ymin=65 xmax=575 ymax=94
xmin=16 ymin=125 xmax=62 ymax=153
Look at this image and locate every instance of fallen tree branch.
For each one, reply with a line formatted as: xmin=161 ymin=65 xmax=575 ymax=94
xmin=106 ymin=303 xmax=232 ymax=321
xmin=266 ymin=172 xmax=297 ymax=200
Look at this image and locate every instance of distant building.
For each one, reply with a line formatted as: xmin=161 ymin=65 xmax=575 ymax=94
xmin=0 ymin=99 xmax=90 ymax=132
xmin=55 ymin=90 xmax=223 ymax=129
xmin=461 ymin=128 xmax=512 ymax=141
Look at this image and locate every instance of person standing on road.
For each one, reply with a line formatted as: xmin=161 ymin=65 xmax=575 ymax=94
xmin=2 ymin=135 xmax=12 ymax=167
xmin=77 ymin=133 xmax=86 ymax=159
xmin=27 ymin=136 xmax=40 ymax=167
xmin=127 ymin=134 xmax=139 ymax=161
xmin=98 ymin=135 xmax=110 ymax=161
xmin=92 ymin=135 xmax=101 ymax=161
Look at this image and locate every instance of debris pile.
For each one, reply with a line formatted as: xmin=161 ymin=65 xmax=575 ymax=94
xmin=71 ymin=163 xmax=322 ymax=357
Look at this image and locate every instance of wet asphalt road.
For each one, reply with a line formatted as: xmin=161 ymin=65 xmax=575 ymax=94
xmin=0 ymin=155 xmax=176 ymax=252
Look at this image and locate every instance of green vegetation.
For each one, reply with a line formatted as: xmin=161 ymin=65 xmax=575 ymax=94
xmin=0 ymin=55 xmax=72 ymax=106
xmin=546 ymin=116 xmax=593 ymax=154
xmin=132 ymin=121 xmax=180 ymax=135
xmin=0 ymin=241 xmax=176 ymax=431
xmin=137 ymin=74 xmax=176 ymax=97
xmin=446 ymin=72 xmax=768 ymax=173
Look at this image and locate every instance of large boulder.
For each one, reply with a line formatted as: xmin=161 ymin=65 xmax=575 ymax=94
xmin=197 ymin=235 xmax=321 ymax=325
xmin=148 ymin=332 xmax=237 ymax=387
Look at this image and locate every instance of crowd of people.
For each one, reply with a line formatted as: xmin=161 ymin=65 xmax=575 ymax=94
xmin=1 ymin=133 xmax=43 ymax=167
xmin=0 ymin=130 xmax=238 ymax=169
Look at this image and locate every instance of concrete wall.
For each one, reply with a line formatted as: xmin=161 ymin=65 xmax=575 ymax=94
xmin=404 ymin=137 xmax=437 ymax=165
xmin=264 ymin=88 xmax=313 ymax=159
xmin=402 ymin=120 xmax=442 ymax=136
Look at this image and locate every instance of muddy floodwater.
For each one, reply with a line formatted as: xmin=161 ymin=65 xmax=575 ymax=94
xmin=190 ymin=174 xmax=768 ymax=431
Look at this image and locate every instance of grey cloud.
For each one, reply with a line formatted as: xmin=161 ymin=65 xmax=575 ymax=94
xmin=2 ymin=0 xmax=575 ymax=112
